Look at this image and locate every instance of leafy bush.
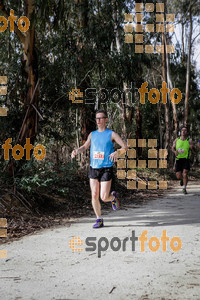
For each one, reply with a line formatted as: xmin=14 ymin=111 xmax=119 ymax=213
xmin=0 ymin=158 xmax=79 ymax=197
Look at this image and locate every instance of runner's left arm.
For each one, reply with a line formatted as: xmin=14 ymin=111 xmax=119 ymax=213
xmin=109 ymin=132 xmax=129 ymax=162
xmin=189 ymin=139 xmax=196 ymax=154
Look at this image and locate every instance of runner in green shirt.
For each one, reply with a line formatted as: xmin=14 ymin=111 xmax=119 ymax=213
xmin=172 ymin=126 xmax=194 ymax=194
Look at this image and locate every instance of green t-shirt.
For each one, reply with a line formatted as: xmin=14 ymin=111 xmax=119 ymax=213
xmin=176 ymin=137 xmax=190 ymax=160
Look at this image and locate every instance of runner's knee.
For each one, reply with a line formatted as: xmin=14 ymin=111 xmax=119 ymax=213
xmin=183 ymin=172 xmax=188 ymax=178
xmin=176 ymin=173 xmax=182 ymax=179
xmin=101 ymin=194 xmax=109 ymax=202
xmin=91 ymin=191 xmax=99 ymax=200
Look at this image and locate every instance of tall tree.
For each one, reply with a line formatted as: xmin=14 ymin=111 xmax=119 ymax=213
xmin=0 ymin=0 xmax=38 ymax=145
xmin=74 ymin=0 xmax=96 ymax=165
xmin=184 ymin=3 xmax=193 ymax=127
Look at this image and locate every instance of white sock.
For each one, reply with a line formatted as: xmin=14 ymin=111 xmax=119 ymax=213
xmin=184 ymin=185 xmax=186 ymax=189
xmin=97 ymin=216 xmax=102 ymax=219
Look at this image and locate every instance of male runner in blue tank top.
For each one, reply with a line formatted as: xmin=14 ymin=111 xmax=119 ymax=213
xmin=71 ymin=109 xmax=128 ymax=228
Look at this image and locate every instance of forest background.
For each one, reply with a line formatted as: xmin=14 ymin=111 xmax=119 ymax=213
xmin=0 ymin=0 xmax=200 ymax=234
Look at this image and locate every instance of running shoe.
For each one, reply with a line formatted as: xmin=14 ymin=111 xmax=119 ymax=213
xmin=111 ymin=191 xmax=119 ymax=210
xmin=180 ymin=179 xmax=183 ymax=186
xmin=93 ymin=218 xmax=104 ymax=228
xmin=182 ymin=188 xmax=188 ymax=194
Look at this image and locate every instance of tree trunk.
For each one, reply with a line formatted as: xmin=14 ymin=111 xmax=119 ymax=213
xmin=20 ymin=13 xmax=38 ymax=144
xmin=112 ymin=0 xmax=121 ymax=53
xmin=162 ymin=0 xmax=170 ymax=151
xmin=135 ymin=61 xmax=143 ymax=158
xmin=157 ymin=102 xmax=163 ymax=149
xmin=181 ymin=22 xmax=185 ymax=61
xmin=165 ymin=34 xmax=178 ymax=140
xmin=0 ymin=0 xmax=38 ymax=145
xmin=112 ymin=0 xmax=129 ymax=140
xmin=136 ymin=103 xmax=142 ymax=158
xmin=163 ymin=50 xmax=170 ymax=149
xmin=152 ymin=75 xmax=163 ymax=148
xmin=184 ymin=5 xmax=193 ymax=127
xmin=75 ymin=0 xmax=96 ymax=166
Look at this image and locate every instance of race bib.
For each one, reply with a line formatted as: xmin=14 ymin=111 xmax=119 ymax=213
xmin=177 ymin=148 xmax=184 ymax=153
xmin=93 ymin=151 xmax=104 ymax=159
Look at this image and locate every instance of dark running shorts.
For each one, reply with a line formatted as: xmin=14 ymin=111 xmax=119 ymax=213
xmin=89 ymin=166 xmax=113 ymax=182
xmin=175 ymin=158 xmax=190 ymax=172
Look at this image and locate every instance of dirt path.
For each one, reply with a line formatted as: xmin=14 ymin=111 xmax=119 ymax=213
xmin=1 ymin=182 xmax=200 ymax=300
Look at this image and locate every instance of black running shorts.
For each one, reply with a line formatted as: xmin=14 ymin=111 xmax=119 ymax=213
xmin=89 ymin=166 xmax=113 ymax=182
xmin=175 ymin=158 xmax=190 ymax=172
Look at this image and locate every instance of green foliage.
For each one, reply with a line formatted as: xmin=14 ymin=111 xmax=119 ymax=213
xmin=0 ymin=0 xmax=200 ymax=188
xmin=13 ymin=159 xmax=79 ymax=196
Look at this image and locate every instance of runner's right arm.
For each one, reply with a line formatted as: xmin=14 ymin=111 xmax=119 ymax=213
xmin=71 ymin=132 xmax=91 ymax=158
xmin=172 ymin=138 xmax=178 ymax=157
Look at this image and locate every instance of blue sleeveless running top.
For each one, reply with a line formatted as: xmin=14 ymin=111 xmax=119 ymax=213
xmin=90 ymin=128 xmax=114 ymax=168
